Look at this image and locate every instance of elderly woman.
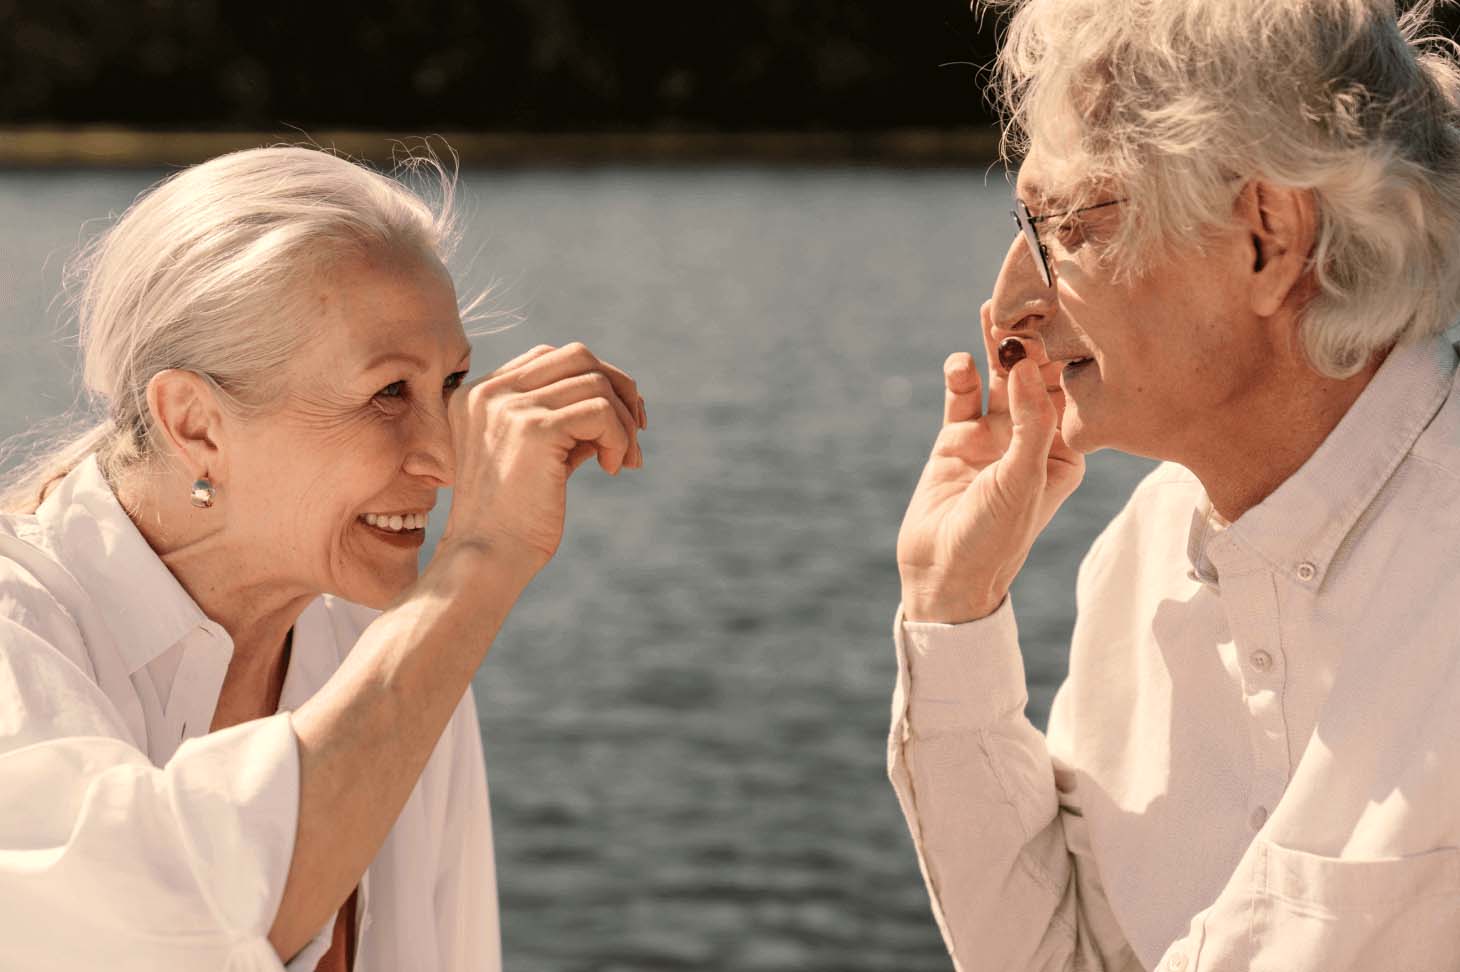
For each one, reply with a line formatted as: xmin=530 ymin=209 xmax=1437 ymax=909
xmin=893 ymin=1 xmax=1460 ymax=970
xmin=0 ymin=147 xmax=645 ymax=971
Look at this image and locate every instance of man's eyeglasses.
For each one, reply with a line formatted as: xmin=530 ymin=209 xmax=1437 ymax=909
xmin=1010 ymin=196 xmax=1125 ymax=288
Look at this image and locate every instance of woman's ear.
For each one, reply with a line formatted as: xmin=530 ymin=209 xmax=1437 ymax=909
xmin=145 ymin=369 xmax=227 ymax=481
xmin=1238 ymin=179 xmax=1317 ymax=319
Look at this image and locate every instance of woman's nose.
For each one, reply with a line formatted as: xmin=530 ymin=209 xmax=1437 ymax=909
xmin=989 ymin=234 xmax=1057 ymax=341
xmin=403 ymin=403 xmax=455 ymax=487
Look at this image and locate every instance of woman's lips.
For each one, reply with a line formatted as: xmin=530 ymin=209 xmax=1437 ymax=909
xmin=358 ymin=517 xmax=426 ymax=548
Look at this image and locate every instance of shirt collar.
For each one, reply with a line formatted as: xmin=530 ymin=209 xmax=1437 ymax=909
xmin=1192 ymin=333 xmax=1459 ymax=588
xmin=35 ymin=454 xmax=224 ymax=675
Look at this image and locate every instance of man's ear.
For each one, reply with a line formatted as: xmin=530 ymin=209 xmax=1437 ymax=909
xmin=145 ymin=369 xmax=227 ymax=482
xmin=1239 ymin=179 xmax=1317 ymax=319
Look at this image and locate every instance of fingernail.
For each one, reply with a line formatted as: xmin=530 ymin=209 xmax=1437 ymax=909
xmin=639 ymin=399 xmax=648 ymax=429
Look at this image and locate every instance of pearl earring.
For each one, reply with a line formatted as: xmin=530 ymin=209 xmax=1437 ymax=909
xmin=190 ymin=478 xmax=215 ymax=509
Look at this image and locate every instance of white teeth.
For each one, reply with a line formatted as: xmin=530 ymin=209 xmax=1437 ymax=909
xmin=361 ymin=512 xmax=428 ymax=532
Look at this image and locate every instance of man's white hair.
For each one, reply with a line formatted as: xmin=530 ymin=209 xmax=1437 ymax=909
xmin=986 ymin=0 xmax=1460 ymax=376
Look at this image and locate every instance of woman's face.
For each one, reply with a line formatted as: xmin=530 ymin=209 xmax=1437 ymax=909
xmin=221 ymin=245 xmax=472 ymax=609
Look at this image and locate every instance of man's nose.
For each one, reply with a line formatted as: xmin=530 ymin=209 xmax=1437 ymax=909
xmin=989 ymin=233 xmax=1057 ymax=342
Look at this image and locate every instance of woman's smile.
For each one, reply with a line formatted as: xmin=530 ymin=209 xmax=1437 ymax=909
xmin=357 ymin=511 xmax=428 ymax=547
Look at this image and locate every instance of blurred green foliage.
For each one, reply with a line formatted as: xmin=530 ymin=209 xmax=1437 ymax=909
xmin=0 ymin=0 xmax=999 ymax=130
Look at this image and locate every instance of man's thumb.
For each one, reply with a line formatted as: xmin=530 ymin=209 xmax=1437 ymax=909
xmin=1004 ymin=358 xmax=1057 ymax=486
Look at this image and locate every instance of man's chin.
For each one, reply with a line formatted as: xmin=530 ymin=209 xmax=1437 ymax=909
xmin=1059 ymin=409 xmax=1101 ymax=454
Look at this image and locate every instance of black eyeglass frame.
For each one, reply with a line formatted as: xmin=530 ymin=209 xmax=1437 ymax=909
xmin=1010 ymin=196 xmax=1126 ymax=288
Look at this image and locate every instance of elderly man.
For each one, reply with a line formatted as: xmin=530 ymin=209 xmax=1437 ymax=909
xmin=891 ymin=1 xmax=1460 ymax=970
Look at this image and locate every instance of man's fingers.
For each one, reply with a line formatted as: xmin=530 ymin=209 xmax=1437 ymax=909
xmin=978 ymin=301 xmax=1013 ymax=416
xmin=943 ymin=352 xmax=984 ymax=425
xmin=1002 ymin=358 xmax=1058 ymax=490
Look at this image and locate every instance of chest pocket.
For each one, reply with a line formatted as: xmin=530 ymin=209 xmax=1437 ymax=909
xmin=1248 ymin=840 xmax=1460 ymax=971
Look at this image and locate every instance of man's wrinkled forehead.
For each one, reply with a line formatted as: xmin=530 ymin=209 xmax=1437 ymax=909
xmin=1013 ymin=151 xmax=1117 ymax=212
xmin=1013 ymin=155 xmax=1061 ymax=210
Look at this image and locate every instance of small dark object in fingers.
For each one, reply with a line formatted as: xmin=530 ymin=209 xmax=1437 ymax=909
xmin=997 ymin=337 xmax=1027 ymax=372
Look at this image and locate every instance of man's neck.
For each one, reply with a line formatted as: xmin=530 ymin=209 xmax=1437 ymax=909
xmin=1177 ymin=348 xmax=1387 ymax=524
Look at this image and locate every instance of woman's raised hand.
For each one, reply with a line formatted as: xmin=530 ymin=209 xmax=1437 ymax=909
xmin=440 ymin=342 xmax=645 ymax=574
xmin=896 ymin=301 xmax=1084 ymax=624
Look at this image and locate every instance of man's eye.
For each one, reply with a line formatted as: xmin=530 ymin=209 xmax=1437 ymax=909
xmin=377 ymin=380 xmax=406 ymax=399
xmin=444 ymin=370 xmax=468 ymax=392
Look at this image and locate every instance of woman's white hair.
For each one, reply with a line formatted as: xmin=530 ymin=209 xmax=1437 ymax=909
xmin=1 ymin=145 xmax=466 ymax=514
xmin=985 ymin=0 xmax=1460 ymax=376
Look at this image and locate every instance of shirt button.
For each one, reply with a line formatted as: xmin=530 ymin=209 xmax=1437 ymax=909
xmin=1168 ymin=950 xmax=1189 ymax=971
xmin=1250 ymin=805 xmax=1269 ymax=830
xmin=1296 ymin=561 xmax=1317 ymax=581
xmin=1249 ymin=649 xmax=1273 ymax=673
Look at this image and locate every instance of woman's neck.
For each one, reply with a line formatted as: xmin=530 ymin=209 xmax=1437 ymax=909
xmin=113 ymin=462 xmax=314 ymax=716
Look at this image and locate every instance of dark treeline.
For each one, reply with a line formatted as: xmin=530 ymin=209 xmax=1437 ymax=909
xmin=5 ymin=2 xmax=1458 ymax=133
xmin=2 ymin=0 xmax=999 ymax=130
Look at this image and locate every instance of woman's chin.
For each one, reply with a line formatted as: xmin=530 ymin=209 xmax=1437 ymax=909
xmin=338 ymin=563 xmax=420 ymax=610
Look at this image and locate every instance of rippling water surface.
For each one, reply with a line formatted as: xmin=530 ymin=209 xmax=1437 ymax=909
xmin=0 ymin=167 xmax=1157 ymax=971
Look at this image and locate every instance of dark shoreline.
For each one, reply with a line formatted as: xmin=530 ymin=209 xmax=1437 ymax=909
xmin=0 ymin=126 xmax=1002 ymax=169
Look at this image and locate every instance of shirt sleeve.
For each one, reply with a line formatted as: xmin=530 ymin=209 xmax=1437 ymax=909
xmin=887 ymin=598 xmax=1142 ymax=972
xmin=0 ymin=613 xmax=301 ymax=972
xmin=431 ymin=685 xmax=502 ymax=972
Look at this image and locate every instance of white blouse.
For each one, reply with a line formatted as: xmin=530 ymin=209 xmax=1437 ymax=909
xmin=0 ymin=454 xmax=500 ymax=971
xmin=889 ymin=333 xmax=1460 ymax=971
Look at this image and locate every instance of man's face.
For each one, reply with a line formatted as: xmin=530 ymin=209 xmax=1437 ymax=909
xmin=994 ymin=154 xmax=1260 ymax=460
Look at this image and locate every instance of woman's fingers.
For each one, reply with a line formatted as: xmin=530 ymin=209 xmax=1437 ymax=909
xmin=489 ymin=343 xmax=558 ymax=378
xmin=943 ymin=352 xmax=983 ymax=425
xmin=551 ymin=397 xmax=632 ymax=474
xmin=530 ymin=372 xmax=643 ymax=469
xmin=507 ymin=343 xmax=645 ymax=429
xmin=566 ymin=441 xmax=598 ymax=472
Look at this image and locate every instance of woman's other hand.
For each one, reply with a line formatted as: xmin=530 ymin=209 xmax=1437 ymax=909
xmin=896 ymin=301 xmax=1084 ymax=624
xmin=440 ymin=342 xmax=646 ymax=574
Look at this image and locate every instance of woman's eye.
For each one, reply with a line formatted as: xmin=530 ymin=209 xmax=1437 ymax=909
xmin=444 ymin=370 xmax=468 ymax=392
xmin=376 ymin=380 xmax=406 ymax=399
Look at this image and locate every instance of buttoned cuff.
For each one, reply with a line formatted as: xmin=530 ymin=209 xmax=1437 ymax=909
xmin=892 ymin=596 xmax=1028 ymax=736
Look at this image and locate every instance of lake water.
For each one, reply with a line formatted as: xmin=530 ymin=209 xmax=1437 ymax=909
xmin=0 ymin=167 xmax=1159 ymax=971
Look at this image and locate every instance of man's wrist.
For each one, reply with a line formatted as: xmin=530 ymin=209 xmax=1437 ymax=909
xmin=902 ymin=590 xmax=1006 ymax=625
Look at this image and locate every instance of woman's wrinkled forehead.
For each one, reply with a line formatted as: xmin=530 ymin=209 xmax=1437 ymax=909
xmin=294 ymin=249 xmax=469 ymax=375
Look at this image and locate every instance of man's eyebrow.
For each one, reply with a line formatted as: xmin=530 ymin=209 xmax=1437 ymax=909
xmin=361 ymin=345 xmax=473 ymax=373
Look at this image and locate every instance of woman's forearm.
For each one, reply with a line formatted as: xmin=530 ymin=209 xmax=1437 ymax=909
xmin=270 ymin=541 xmax=531 ymax=961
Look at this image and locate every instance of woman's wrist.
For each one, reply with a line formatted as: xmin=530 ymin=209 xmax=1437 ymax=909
xmin=428 ymin=534 xmax=539 ymax=605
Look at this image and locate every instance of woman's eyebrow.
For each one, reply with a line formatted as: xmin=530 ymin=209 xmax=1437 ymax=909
xmin=361 ymin=346 xmax=472 ymax=373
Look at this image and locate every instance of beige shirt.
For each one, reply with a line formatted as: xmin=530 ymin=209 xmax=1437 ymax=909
xmin=889 ymin=332 xmax=1460 ymax=972
xmin=0 ymin=455 xmax=499 ymax=971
